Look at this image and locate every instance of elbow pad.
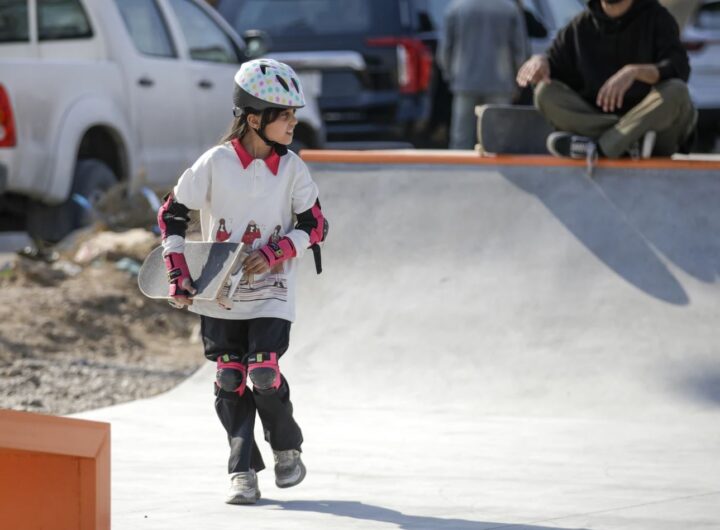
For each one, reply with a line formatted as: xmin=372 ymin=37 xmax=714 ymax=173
xmin=295 ymin=199 xmax=328 ymax=247
xmin=157 ymin=192 xmax=191 ymax=240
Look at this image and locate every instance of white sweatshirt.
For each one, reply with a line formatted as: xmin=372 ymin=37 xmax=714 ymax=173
xmin=162 ymin=141 xmax=319 ymax=322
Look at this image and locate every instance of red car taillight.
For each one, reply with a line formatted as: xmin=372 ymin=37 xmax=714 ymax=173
xmin=367 ymin=37 xmax=432 ymax=94
xmin=0 ymin=84 xmax=17 ymax=148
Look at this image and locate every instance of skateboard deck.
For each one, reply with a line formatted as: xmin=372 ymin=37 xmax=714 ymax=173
xmin=137 ymin=241 xmax=249 ymax=306
xmin=476 ymin=104 xmax=554 ymax=155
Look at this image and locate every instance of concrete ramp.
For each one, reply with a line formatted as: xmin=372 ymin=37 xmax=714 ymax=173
xmin=78 ymin=159 xmax=720 ymax=529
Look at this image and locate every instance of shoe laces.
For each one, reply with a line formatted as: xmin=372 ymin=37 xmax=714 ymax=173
xmin=570 ymin=136 xmax=595 ymax=158
xmin=230 ymin=470 xmax=255 ymax=489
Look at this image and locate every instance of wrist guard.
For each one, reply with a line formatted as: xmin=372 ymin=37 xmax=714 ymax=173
xmin=258 ymin=237 xmax=296 ymax=268
xmin=163 ymin=252 xmax=193 ymax=297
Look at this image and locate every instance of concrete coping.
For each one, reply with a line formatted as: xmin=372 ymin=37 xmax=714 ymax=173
xmin=300 ymin=149 xmax=720 ymax=171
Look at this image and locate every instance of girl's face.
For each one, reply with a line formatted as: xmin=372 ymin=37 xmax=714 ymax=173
xmin=263 ymin=109 xmax=298 ymax=146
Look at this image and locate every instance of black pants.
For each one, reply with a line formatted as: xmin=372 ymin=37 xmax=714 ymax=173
xmin=201 ymin=316 xmax=303 ymax=474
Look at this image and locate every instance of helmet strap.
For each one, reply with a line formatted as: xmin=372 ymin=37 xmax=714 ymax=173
xmin=255 ymin=126 xmax=288 ymax=156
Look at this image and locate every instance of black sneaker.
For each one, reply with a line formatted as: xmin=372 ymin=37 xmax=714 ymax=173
xmin=547 ymin=132 xmax=597 ymax=159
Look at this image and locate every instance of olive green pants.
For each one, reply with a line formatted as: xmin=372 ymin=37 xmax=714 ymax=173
xmin=534 ymin=79 xmax=696 ymax=158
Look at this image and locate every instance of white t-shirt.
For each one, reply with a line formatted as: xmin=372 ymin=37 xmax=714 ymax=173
xmin=163 ymin=141 xmax=319 ymax=322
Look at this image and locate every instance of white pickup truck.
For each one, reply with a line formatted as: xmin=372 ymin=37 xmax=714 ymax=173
xmin=0 ymin=0 xmax=324 ymax=242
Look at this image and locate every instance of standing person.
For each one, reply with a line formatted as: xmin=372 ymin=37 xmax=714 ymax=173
xmin=516 ymin=0 xmax=696 ymax=162
xmin=438 ymin=0 xmax=529 ymax=149
xmin=157 ymin=59 xmax=328 ymax=505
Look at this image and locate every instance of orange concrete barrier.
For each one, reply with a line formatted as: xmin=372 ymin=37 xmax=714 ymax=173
xmin=0 ymin=409 xmax=110 ymax=530
xmin=300 ymin=149 xmax=720 ymax=171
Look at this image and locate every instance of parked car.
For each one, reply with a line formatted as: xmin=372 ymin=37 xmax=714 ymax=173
xmin=0 ymin=0 xmax=324 ymax=242
xmin=215 ymin=0 xmax=440 ymax=144
xmin=682 ymin=0 xmax=720 ymax=151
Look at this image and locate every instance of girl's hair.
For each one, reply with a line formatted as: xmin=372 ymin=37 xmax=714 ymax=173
xmin=219 ymin=107 xmax=284 ymax=144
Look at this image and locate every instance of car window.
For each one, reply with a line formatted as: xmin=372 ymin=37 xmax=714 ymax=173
xmin=543 ymin=0 xmax=584 ymax=30
xmin=696 ymin=1 xmax=720 ymax=30
xmin=37 ymin=0 xmax=92 ymax=40
xmin=115 ymin=0 xmax=176 ymax=58
xmin=0 ymin=0 xmax=28 ymax=43
xmin=219 ymin=0 xmax=382 ymax=36
xmin=169 ymin=0 xmax=241 ymax=63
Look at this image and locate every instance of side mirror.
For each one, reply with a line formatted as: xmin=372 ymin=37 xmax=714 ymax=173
xmin=243 ymin=29 xmax=271 ymax=59
xmin=524 ymin=9 xmax=548 ymax=39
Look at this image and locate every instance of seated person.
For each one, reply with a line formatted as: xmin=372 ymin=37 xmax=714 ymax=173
xmin=516 ymin=0 xmax=697 ymax=161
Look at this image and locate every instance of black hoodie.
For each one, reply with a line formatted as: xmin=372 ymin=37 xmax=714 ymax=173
xmin=546 ymin=0 xmax=690 ymax=115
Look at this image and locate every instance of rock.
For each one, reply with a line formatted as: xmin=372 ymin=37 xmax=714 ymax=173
xmin=74 ymin=229 xmax=158 ymax=264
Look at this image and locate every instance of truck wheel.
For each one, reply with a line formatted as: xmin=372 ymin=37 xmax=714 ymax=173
xmin=26 ymin=159 xmax=117 ymax=244
xmin=70 ymin=159 xmax=117 ymax=227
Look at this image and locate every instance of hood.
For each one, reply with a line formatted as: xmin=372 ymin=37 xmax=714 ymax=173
xmin=587 ymin=0 xmax=657 ymax=30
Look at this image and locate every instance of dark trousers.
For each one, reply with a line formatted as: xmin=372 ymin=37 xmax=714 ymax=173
xmin=201 ymin=316 xmax=303 ymax=474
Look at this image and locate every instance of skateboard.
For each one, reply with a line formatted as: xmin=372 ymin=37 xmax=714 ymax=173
xmin=476 ymin=104 xmax=554 ymax=155
xmin=137 ymin=241 xmax=250 ymax=309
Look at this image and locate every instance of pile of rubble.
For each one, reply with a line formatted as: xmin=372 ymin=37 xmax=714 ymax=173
xmin=0 ymin=188 xmax=205 ymax=415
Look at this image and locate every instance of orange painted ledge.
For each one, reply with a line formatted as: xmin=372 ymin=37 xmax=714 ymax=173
xmin=300 ymin=149 xmax=720 ymax=171
xmin=0 ymin=409 xmax=110 ymax=530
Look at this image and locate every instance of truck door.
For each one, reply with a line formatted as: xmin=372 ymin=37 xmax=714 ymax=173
xmin=114 ymin=0 xmax=197 ymax=188
xmin=164 ymin=0 xmax=244 ymax=152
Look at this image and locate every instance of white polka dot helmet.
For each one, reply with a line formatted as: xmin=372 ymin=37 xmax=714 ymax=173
xmin=232 ymin=58 xmax=305 ymax=113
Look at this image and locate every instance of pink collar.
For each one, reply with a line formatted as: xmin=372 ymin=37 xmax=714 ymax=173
xmin=231 ymin=138 xmax=280 ymax=175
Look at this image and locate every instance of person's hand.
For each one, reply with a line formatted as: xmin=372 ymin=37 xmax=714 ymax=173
xmin=170 ymin=277 xmax=196 ymax=307
xmin=242 ymin=250 xmax=271 ymax=275
xmin=516 ymin=55 xmax=551 ymax=87
xmin=597 ymin=65 xmax=637 ymax=113
xmin=164 ymin=252 xmax=196 ymax=308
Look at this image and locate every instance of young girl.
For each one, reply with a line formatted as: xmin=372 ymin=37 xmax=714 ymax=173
xmin=157 ymin=59 xmax=327 ymax=505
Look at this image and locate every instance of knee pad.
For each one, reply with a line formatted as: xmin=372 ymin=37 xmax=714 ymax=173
xmin=248 ymin=352 xmax=281 ymax=394
xmin=216 ymin=356 xmax=247 ymax=395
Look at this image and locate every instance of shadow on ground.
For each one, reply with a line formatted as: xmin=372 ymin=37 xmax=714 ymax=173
xmin=499 ymin=166 xmax=720 ymax=305
xmin=678 ymin=362 xmax=720 ymax=406
xmin=264 ymin=499 xmax=587 ymax=530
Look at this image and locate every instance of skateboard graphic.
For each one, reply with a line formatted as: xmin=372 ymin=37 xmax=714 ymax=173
xmin=476 ymin=104 xmax=554 ymax=155
xmin=137 ymin=241 xmax=250 ymax=309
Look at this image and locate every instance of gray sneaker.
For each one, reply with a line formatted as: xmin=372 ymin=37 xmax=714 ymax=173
xmin=225 ymin=470 xmax=261 ymax=505
xmin=273 ymin=449 xmax=306 ymax=488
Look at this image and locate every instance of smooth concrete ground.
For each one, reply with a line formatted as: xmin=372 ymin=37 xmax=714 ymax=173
xmin=77 ymin=161 xmax=720 ymax=529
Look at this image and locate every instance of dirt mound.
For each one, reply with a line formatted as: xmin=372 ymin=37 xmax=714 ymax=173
xmin=0 ymin=230 xmax=205 ymax=415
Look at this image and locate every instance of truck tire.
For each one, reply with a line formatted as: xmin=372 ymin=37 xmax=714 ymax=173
xmin=27 ymin=159 xmax=117 ymax=244
xmin=70 ymin=159 xmax=117 ymax=226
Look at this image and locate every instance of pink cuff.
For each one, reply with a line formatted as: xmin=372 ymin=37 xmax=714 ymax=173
xmin=258 ymin=237 xmax=296 ymax=268
xmin=164 ymin=252 xmax=192 ymax=296
xmin=309 ymin=202 xmax=326 ymax=246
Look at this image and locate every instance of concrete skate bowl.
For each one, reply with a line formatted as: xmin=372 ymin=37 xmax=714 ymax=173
xmin=72 ymin=153 xmax=720 ymax=530
xmin=293 ymin=154 xmax=720 ymax=419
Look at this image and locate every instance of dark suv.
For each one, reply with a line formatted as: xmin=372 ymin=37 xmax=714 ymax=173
xmin=214 ymin=0 xmax=437 ymax=144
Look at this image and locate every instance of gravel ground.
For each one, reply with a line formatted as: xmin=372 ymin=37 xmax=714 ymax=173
xmin=0 ymin=233 xmax=205 ymax=415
